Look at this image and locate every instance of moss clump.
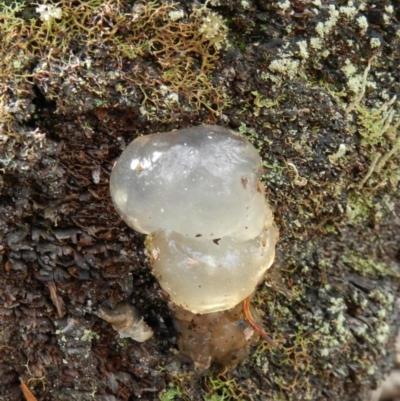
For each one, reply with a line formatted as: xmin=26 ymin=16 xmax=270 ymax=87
xmin=342 ymin=251 xmax=398 ymax=278
xmin=204 ymin=376 xmax=245 ymax=401
xmin=0 ymin=0 xmax=230 ymax=172
xmin=159 ymin=385 xmax=182 ymax=401
xmin=346 ymin=192 xmax=376 ymax=225
xmin=319 ymin=59 xmax=400 ymax=192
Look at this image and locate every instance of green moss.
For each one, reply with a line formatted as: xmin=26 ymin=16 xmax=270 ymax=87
xmin=116 ymin=337 xmax=129 ymax=347
xmin=346 ymin=192 xmax=375 ymax=225
xmin=251 ymin=91 xmax=282 ymax=117
xmin=356 ymin=100 xmax=398 ymax=146
xmin=205 ymin=376 xmax=244 ymax=401
xmin=319 ymin=60 xmax=400 ymax=191
xmin=342 ymin=251 xmax=398 ymax=277
xmin=0 ymin=0 xmax=231 ymax=171
xmin=159 ymin=385 xmax=182 ymax=401
xmin=80 ymin=329 xmax=100 ymax=342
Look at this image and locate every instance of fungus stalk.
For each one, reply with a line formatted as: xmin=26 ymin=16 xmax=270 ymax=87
xmin=109 ymin=125 xmax=279 ymax=369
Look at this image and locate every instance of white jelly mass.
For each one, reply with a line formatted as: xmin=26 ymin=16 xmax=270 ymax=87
xmin=110 ymin=125 xmax=278 ymax=314
xmin=150 ymin=226 xmax=278 ymax=314
xmin=110 ymin=125 xmax=270 ymax=241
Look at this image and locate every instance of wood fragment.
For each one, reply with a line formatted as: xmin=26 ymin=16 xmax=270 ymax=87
xmin=20 ymin=378 xmax=38 ymax=401
xmin=243 ymin=297 xmax=281 ymax=349
xmin=47 ymin=281 xmax=65 ymax=318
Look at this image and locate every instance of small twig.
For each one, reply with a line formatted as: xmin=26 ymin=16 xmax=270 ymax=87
xmin=20 ymin=378 xmax=38 ymax=401
xmin=376 ymin=136 xmax=400 ymax=172
xmin=47 ymin=281 xmax=64 ymax=318
xmin=243 ymin=297 xmax=281 ymax=349
xmin=286 ymin=162 xmax=307 ymax=187
xmin=346 ymin=58 xmax=372 ymax=114
xmin=358 ymin=152 xmax=381 ymax=189
xmin=22 ymin=358 xmax=32 ymax=376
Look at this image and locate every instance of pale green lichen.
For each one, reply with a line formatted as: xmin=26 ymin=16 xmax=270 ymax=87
xmin=80 ymin=329 xmax=100 ymax=342
xmin=297 ymin=40 xmax=310 ymax=59
xmin=356 ymin=15 xmax=369 ymax=34
xmin=370 ymin=38 xmax=382 ymax=48
xmin=339 ymin=4 xmax=358 ymax=19
xmin=269 ymin=59 xmax=300 ymax=76
xmin=342 ymin=250 xmax=398 ymax=277
xmin=315 ymin=5 xmax=340 ymax=38
xmin=310 ymin=37 xmax=323 ymax=50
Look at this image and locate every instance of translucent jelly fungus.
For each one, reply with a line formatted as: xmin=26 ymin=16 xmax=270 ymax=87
xmin=110 ymin=125 xmax=278 ymax=315
xmin=150 ymin=224 xmax=278 ymax=314
xmin=110 ymin=125 xmax=270 ymax=241
xmin=96 ymin=302 xmax=153 ymax=342
xmin=170 ymin=302 xmax=261 ymax=370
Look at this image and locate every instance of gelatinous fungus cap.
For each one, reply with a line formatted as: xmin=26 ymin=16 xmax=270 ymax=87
xmin=110 ymin=125 xmax=278 ymax=314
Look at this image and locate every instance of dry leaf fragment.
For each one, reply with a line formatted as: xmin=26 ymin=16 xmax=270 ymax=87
xmin=20 ymin=378 xmax=38 ymax=401
xmin=47 ymin=281 xmax=65 ymax=318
